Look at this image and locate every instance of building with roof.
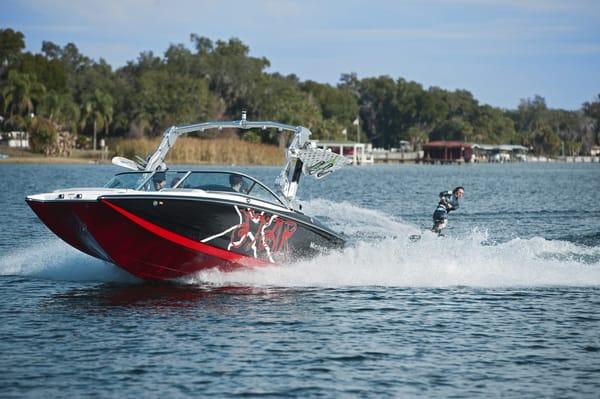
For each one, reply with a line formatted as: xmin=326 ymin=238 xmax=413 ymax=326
xmin=472 ymin=144 xmax=530 ymax=162
xmin=0 ymin=131 xmax=30 ymax=148
xmin=421 ymin=141 xmax=473 ymax=164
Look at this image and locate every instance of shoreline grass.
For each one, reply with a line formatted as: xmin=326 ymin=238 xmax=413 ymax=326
xmin=0 ymin=137 xmax=286 ymax=165
xmin=113 ymin=137 xmax=285 ymax=165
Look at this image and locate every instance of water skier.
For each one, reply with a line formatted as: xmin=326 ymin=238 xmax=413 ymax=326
xmin=432 ymin=186 xmax=465 ymax=235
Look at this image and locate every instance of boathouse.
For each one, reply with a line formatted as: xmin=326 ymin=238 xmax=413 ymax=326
xmin=422 ymin=141 xmax=473 ymax=164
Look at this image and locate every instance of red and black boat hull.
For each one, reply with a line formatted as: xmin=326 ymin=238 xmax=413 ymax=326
xmin=26 ymin=196 xmax=343 ymax=280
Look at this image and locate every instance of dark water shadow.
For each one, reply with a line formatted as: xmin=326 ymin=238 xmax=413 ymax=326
xmin=42 ymin=282 xmax=294 ymax=314
xmin=556 ymin=231 xmax=600 ymax=248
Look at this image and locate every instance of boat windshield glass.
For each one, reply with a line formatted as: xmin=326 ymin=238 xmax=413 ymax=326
xmin=105 ymin=171 xmax=284 ymax=206
xmin=104 ymin=172 xmax=152 ymax=190
xmin=144 ymin=171 xmax=188 ymax=191
xmin=104 ymin=171 xmax=187 ymax=191
xmin=178 ymin=171 xmax=284 ymax=206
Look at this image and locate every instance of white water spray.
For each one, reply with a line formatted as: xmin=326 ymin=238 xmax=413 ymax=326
xmin=0 ymin=239 xmax=137 ymax=283
xmin=2 ymin=200 xmax=599 ymax=287
xmin=187 ymin=200 xmax=600 ymax=288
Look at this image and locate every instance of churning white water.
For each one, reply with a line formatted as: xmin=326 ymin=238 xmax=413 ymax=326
xmin=2 ymin=200 xmax=599 ymax=287
xmin=187 ymin=200 xmax=600 ymax=288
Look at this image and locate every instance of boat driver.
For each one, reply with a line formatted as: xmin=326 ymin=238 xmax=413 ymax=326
xmin=152 ymin=172 xmax=167 ymax=191
xmin=229 ymin=174 xmax=245 ymax=192
xmin=432 ymin=186 xmax=464 ymax=234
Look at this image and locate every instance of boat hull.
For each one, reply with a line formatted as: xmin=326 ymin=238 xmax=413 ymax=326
xmin=26 ymin=196 xmax=343 ymax=280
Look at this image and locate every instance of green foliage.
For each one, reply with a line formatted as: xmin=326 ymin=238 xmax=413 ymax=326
xmin=0 ymin=27 xmax=594 ymax=157
xmin=17 ymin=53 xmax=67 ymax=92
xmin=241 ymin=131 xmax=261 ymax=144
xmin=301 ymin=80 xmax=358 ymax=124
xmin=472 ymin=105 xmax=515 ymax=144
xmin=1 ymin=70 xmax=46 ymax=129
xmin=583 ymin=94 xmax=600 ymax=145
xmin=430 ymin=118 xmax=472 ymax=142
xmin=505 ymin=95 xmax=593 ymax=155
xmin=0 ymin=28 xmax=25 ymax=71
xmin=81 ymin=88 xmax=113 ymax=134
xmin=37 ymin=91 xmax=80 ymax=133
xmin=257 ymin=74 xmax=322 ymax=129
xmin=28 ymin=117 xmax=57 ymax=153
xmin=356 ymin=76 xmax=397 ymax=147
xmin=192 ymin=36 xmax=271 ymax=117
xmin=407 ymin=126 xmax=428 ymax=146
xmin=311 ymin=118 xmax=348 ymax=141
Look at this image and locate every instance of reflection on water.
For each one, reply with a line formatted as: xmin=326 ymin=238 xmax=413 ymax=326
xmin=43 ymin=282 xmax=291 ymax=311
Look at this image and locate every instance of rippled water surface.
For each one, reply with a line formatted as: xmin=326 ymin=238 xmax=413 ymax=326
xmin=1 ymin=163 xmax=599 ymax=397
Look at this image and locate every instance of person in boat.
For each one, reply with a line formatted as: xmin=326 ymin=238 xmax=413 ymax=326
xmin=229 ymin=174 xmax=245 ymax=192
xmin=432 ymin=186 xmax=465 ymax=234
xmin=152 ymin=172 xmax=167 ymax=191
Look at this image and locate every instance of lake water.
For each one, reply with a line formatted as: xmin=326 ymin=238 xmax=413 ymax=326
xmin=1 ymin=163 xmax=599 ymax=397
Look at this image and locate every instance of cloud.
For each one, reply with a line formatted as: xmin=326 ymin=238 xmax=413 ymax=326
xmin=15 ymin=0 xmax=308 ymax=29
xmin=19 ymin=24 xmax=87 ymax=34
xmin=432 ymin=0 xmax=600 ymax=14
xmin=309 ymin=21 xmax=578 ymax=44
xmin=568 ymin=43 xmax=600 ymax=55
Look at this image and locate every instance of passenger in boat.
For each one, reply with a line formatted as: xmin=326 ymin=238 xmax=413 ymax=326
xmin=229 ymin=174 xmax=245 ymax=192
xmin=171 ymin=176 xmax=181 ymax=188
xmin=152 ymin=172 xmax=167 ymax=191
xmin=432 ymin=186 xmax=464 ymax=234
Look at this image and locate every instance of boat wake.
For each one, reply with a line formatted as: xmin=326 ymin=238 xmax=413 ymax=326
xmin=185 ymin=199 xmax=600 ymax=288
xmin=2 ymin=199 xmax=599 ymax=287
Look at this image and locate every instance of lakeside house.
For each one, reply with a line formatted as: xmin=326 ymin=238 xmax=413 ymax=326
xmin=420 ymin=142 xmax=533 ymax=164
xmin=0 ymin=131 xmax=30 ymax=148
xmin=472 ymin=144 xmax=530 ymax=163
xmin=312 ymin=139 xmax=538 ymax=164
xmin=422 ymin=141 xmax=473 ymax=164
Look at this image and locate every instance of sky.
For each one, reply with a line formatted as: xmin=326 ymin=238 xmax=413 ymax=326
xmin=2 ymin=0 xmax=599 ymax=110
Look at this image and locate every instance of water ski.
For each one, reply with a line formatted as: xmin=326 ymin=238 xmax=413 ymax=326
xmin=409 ymin=234 xmax=421 ymax=242
xmin=408 ymin=230 xmax=445 ymax=242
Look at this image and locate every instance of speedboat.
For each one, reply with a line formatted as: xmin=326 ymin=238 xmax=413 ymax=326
xmin=26 ymin=113 xmax=348 ymax=280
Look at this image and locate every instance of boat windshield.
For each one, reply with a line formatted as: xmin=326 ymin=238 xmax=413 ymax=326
xmin=105 ymin=171 xmax=188 ymax=191
xmin=176 ymin=171 xmax=285 ymax=206
xmin=105 ymin=172 xmax=153 ymax=190
xmin=105 ymin=171 xmax=285 ymax=206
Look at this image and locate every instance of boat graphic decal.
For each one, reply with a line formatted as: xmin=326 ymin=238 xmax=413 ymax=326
xmin=209 ymin=206 xmax=297 ymax=263
xmin=101 ymin=199 xmax=269 ymax=265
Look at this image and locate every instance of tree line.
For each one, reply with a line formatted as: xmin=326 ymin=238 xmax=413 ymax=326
xmin=1 ymin=28 xmax=599 ymax=156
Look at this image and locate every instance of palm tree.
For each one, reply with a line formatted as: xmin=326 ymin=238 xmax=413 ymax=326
xmin=0 ymin=70 xmax=45 ymax=128
xmin=80 ymin=89 xmax=113 ymax=150
xmin=39 ymin=91 xmax=80 ymax=134
xmin=407 ymin=126 xmax=428 ymax=150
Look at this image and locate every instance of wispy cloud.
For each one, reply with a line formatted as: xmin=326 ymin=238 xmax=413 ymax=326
xmin=310 ymin=22 xmax=578 ymax=43
xmin=311 ymin=27 xmax=472 ymax=40
xmin=431 ymin=0 xmax=600 ymax=14
xmin=19 ymin=24 xmax=87 ymax=33
xmin=567 ymin=43 xmax=600 ymax=55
